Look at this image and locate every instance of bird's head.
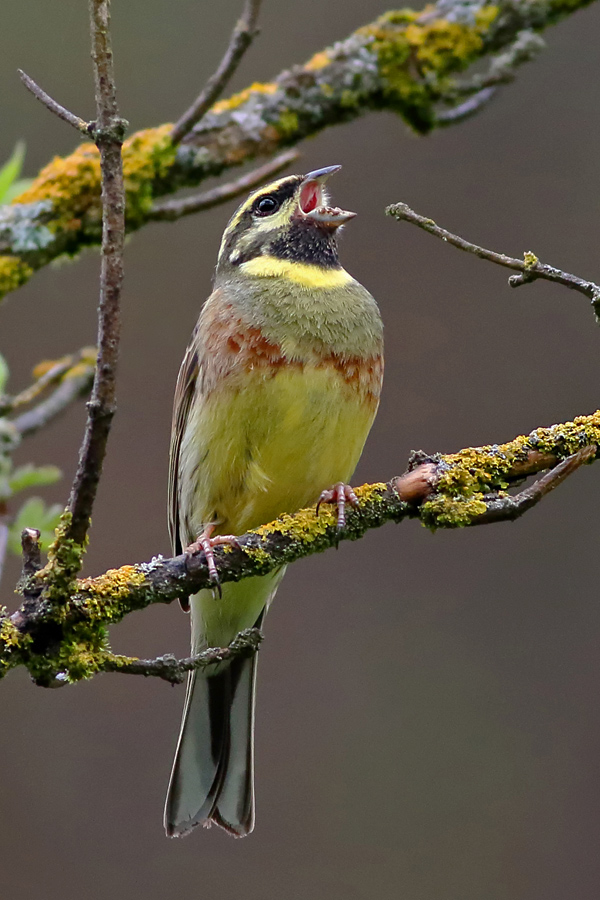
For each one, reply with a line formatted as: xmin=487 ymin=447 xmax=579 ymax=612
xmin=216 ymin=165 xmax=355 ymax=277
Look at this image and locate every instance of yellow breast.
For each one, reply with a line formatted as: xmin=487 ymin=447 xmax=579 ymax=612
xmin=180 ymin=361 xmax=379 ymax=538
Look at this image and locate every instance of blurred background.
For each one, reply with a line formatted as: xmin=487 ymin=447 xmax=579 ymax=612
xmin=1 ymin=1 xmax=600 ymax=898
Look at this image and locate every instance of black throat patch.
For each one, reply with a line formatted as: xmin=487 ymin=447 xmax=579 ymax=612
xmin=268 ymin=219 xmax=340 ymax=268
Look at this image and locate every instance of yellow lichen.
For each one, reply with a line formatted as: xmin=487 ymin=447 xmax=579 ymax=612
xmin=212 ymin=81 xmax=278 ymax=115
xmin=32 ymin=355 xmax=72 ymax=379
xmin=422 ymin=409 xmax=600 ymax=528
xmin=14 ymin=142 xmax=101 ymax=232
xmin=523 ymin=250 xmax=539 ymax=268
xmin=0 ymin=256 xmax=34 ymax=299
xmin=359 ymin=6 xmax=501 ymax=132
xmin=78 ymin=565 xmax=147 ymax=602
xmin=11 ymin=124 xmax=176 ymax=234
xmin=305 ymin=50 xmax=331 ymax=71
xmin=405 ymin=18 xmax=485 ymax=73
xmin=277 ymin=110 xmax=300 ymax=138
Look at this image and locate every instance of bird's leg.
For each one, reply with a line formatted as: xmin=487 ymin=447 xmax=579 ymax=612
xmin=184 ymin=523 xmax=240 ymax=594
xmin=316 ymin=482 xmax=360 ymax=531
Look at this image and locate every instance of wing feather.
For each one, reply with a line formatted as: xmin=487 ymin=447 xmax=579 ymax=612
xmin=168 ymin=334 xmax=200 ymax=562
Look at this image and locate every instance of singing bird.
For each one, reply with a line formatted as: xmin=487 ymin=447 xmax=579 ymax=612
xmin=164 ymin=165 xmax=384 ymax=837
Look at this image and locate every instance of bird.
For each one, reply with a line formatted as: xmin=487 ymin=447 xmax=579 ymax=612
xmin=164 ymin=164 xmax=384 ymax=838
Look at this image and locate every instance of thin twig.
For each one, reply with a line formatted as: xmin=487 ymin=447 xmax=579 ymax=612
xmin=0 ymin=348 xmax=96 ymax=417
xmin=148 ymin=150 xmax=299 ymax=222
xmin=12 ymin=366 xmax=95 ymax=437
xmin=62 ymin=0 xmax=127 ymax=552
xmin=436 ymin=87 xmax=497 ymax=125
xmin=171 ymin=0 xmax=262 ymax=145
xmin=18 ymin=69 xmax=90 ymax=135
xmin=100 ymin=628 xmax=263 ymax=684
xmin=386 ymin=202 xmax=600 ymax=316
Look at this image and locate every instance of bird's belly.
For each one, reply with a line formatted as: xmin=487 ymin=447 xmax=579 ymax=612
xmin=183 ymin=363 xmax=378 ymax=538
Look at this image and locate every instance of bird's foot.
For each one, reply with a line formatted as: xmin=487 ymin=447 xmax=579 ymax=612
xmin=185 ymin=524 xmax=240 ymax=596
xmin=316 ymin=482 xmax=360 ymax=532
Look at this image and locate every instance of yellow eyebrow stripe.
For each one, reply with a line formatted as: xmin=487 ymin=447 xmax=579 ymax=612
xmin=240 ymin=256 xmax=353 ymax=288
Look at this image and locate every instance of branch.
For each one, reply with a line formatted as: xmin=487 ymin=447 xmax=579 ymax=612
xmin=17 ymin=69 xmax=90 ymax=135
xmin=386 ymin=201 xmax=600 ymax=318
xmin=2 ymin=409 xmax=599 ymax=686
xmin=148 ymin=150 xmax=299 ymax=222
xmin=1 ymin=0 xmax=596 ymax=299
xmin=58 ymin=0 xmax=126 ymax=555
xmin=99 ymin=628 xmax=264 ymax=684
xmin=6 ymin=349 xmax=96 ymax=435
xmin=170 ymin=0 xmax=262 ymax=145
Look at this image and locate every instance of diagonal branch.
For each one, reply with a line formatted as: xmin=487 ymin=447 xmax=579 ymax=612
xmin=18 ymin=69 xmax=90 ymax=135
xmin=148 ymin=150 xmax=299 ymax=222
xmin=386 ymin=201 xmax=600 ymax=318
xmin=171 ymin=0 xmax=262 ymax=145
xmin=2 ymin=0 xmax=596 ymax=301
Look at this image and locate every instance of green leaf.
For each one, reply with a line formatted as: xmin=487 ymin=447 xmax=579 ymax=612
xmin=0 ymin=142 xmax=26 ymax=204
xmin=9 ymin=463 xmax=62 ymax=495
xmin=3 ymin=177 xmax=33 ymax=203
xmin=0 ymin=353 xmax=9 ymax=394
xmin=8 ymin=496 xmax=63 ymax=555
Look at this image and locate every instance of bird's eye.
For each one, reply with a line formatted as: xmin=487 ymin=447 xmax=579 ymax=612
xmin=254 ymin=195 xmax=279 ymax=216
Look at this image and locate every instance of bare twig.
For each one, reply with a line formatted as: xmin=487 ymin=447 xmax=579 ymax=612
xmin=1 ymin=348 xmax=96 ymax=419
xmin=386 ymin=202 xmax=600 ymax=317
xmin=170 ymin=0 xmax=262 ymax=145
xmin=148 ymin=150 xmax=299 ymax=222
xmin=61 ymin=0 xmax=127 ymax=553
xmin=12 ymin=365 xmax=95 ymax=437
xmin=1 ymin=356 xmax=73 ymax=415
xmin=18 ymin=69 xmax=90 ymax=135
xmin=436 ymin=87 xmax=497 ymax=125
xmin=100 ymin=628 xmax=263 ymax=684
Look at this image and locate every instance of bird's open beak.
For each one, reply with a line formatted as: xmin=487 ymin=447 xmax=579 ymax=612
xmin=298 ymin=165 xmax=357 ymax=228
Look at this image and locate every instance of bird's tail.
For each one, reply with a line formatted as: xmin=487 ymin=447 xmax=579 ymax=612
xmin=164 ymin=645 xmax=259 ymax=837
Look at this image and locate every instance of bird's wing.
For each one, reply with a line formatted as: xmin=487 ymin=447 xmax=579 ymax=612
xmin=168 ymin=333 xmax=200 ymax=560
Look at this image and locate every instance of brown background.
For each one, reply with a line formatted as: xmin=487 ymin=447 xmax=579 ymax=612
xmin=1 ymin=1 xmax=600 ymax=898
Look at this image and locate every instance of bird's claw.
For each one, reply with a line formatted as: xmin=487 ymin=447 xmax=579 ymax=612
xmin=316 ymin=482 xmax=360 ymax=532
xmin=184 ymin=526 xmax=240 ymax=598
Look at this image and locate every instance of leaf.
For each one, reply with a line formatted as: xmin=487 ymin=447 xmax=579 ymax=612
xmin=0 ymin=352 xmax=9 ymax=394
xmin=9 ymin=463 xmax=62 ymax=495
xmin=3 ymin=177 xmax=33 ymax=203
xmin=8 ymin=497 xmax=63 ymax=555
xmin=0 ymin=142 xmax=26 ymax=204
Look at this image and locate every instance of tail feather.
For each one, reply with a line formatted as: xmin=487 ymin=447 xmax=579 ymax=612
xmin=164 ymin=645 xmax=258 ymax=837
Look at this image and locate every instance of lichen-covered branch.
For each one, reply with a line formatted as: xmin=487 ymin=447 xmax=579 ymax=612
xmin=99 ymin=628 xmax=264 ymax=684
xmin=1 ymin=409 xmax=598 ymax=686
xmin=0 ymin=0 xmax=596 ymax=300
